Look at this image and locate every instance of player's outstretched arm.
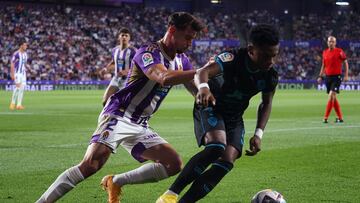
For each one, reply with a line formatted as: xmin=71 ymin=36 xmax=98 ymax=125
xmin=145 ymin=64 xmax=196 ymax=86
xmin=194 ymin=61 xmax=221 ymax=107
xmin=183 ymin=80 xmax=198 ymax=97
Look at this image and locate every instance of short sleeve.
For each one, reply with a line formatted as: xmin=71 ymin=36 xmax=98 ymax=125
xmin=130 ymin=47 xmax=137 ymax=60
xmin=263 ymin=69 xmax=278 ymax=93
xmin=181 ymin=55 xmax=193 ymax=71
xmin=339 ymin=49 xmax=347 ymax=60
xmin=11 ymin=53 xmax=18 ymax=63
xmin=111 ymin=48 xmax=117 ymax=62
xmin=215 ymin=52 xmax=235 ymax=72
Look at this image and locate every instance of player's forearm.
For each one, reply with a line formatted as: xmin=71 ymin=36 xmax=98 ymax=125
xmin=194 ymin=62 xmax=220 ymax=87
xmin=319 ymin=64 xmax=325 ymax=77
xmin=10 ymin=63 xmax=15 ymax=78
xmin=194 ymin=67 xmax=210 ymax=87
xmin=344 ymin=61 xmax=349 ymax=77
xmin=105 ymin=62 xmax=115 ymax=72
xmin=184 ymin=80 xmax=198 ymax=97
xmin=119 ymin=69 xmax=129 ymax=76
xmin=256 ymin=101 xmax=272 ymax=130
xmin=160 ymin=69 xmax=196 ymax=86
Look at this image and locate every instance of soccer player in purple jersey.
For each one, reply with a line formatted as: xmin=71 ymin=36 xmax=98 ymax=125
xmin=100 ymin=28 xmax=137 ymax=106
xmin=9 ymin=40 xmax=28 ymax=110
xmin=36 ymin=12 xmax=205 ymax=203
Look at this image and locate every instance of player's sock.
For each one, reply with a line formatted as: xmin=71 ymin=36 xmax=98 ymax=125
xmin=169 ymin=142 xmax=225 ymax=194
xmin=11 ymin=87 xmax=19 ymax=105
xmin=17 ymin=85 xmax=24 ymax=106
xmin=36 ymin=166 xmax=84 ymax=203
xmin=112 ymin=163 xmax=168 ymax=186
xmin=179 ymin=160 xmax=233 ymax=203
xmin=333 ymin=98 xmax=343 ymax=120
xmin=324 ymin=99 xmax=334 ymax=119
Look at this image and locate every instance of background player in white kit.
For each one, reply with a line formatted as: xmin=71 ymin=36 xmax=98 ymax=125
xmin=100 ymin=28 xmax=137 ymax=106
xmin=9 ymin=41 xmax=29 ymax=110
xmin=36 ymin=12 xmax=205 ymax=203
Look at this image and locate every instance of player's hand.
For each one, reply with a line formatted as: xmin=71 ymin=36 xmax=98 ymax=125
xmin=99 ymin=68 xmax=107 ymax=77
xmin=10 ymin=74 xmax=15 ymax=81
xmin=344 ymin=75 xmax=349 ymax=82
xmin=317 ymin=77 xmax=322 ymax=84
xmin=196 ymin=87 xmax=216 ymax=107
xmin=245 ymin=135 xmax=261 ymax=156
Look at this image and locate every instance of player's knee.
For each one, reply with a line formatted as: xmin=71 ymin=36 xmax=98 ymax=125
xmin=204 ymin=142 xmax=226 ymax=160
xmin=165 ymin=155 xmax=182 ymax=176
xmin=78 ymin=160 xmax=102 ymax=177
xmin=213 ymin=160 xmax=234 ymax=173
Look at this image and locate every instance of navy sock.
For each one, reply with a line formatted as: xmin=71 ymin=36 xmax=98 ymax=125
xmin=169 ymin=142 xmax=225 ymax=194
xmin=179 ymin=160 xmax=233 ymax=203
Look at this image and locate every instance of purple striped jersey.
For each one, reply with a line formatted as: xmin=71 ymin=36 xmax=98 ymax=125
xmin=103 ymin=42 xmax=193 ymax=126
xmin=11 ymin=51 xmax=28 ymax=75
xmin=111 ymin=46 xmax=137 ymax=77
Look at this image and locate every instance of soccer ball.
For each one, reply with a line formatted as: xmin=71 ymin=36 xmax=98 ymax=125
xmin=251 ymin=189 xmax=286 ymax=203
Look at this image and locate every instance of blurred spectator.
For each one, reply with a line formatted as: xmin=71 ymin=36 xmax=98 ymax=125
xmin=0 ymin=3 xmax=359 ymax=81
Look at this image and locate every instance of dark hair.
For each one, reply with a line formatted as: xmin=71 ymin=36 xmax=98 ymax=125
xmin=117 ymin=27 xmax=131 ymax=37
xmin=248 ymin=24 xmax=279 ymax=47
xmin=168 ymin=12 xmax=205 ymax=32
xmin=18 ymin=39 xmax=27 ymax=46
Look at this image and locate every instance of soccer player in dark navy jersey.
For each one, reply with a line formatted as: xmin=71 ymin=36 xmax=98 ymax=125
xmin=157 ymin=24 xmax=280 ymax=203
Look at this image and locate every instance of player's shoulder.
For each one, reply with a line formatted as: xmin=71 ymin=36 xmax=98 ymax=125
xmin=137 ymin=42 xmax=160 ymax=53
xmin=111 ymin=46 xmax=120 ymax=53
xmin=335 ymin=47 xmax=344 ymax=52
xmin=268 ymin=66 xmax=279 ymax=77
xmin=129 ymin=46 xmax=137 ymax=52
xmin=175 ymin=52 xmax=189 ymax=60
xmin=217 ymin=48 xmax=245 ymax=63
xmin=263 ymin=67 xmax=279 ymax=90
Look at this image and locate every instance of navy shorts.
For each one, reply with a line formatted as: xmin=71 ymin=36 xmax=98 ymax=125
xmin=193 ymin=104 xmax=245 ymax=157
xmin=325 ymin=75 xmax=342 ymax=94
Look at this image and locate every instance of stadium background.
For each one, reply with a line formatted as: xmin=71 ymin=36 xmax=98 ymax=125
xmin=0 ymin=0 xmax=359 ymax=203
xmin=1 ymin=0 xmax=360 ymax=86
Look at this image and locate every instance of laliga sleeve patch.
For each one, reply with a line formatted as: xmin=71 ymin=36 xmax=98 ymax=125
xmin=142 ymin=53 xmax=154 ymax=67
xmin=218 ymin=52 xmax=234 ymax=62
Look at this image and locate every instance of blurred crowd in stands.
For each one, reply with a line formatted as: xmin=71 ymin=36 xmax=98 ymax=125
xmin=1 ymin=3 xmax=359 ymax=81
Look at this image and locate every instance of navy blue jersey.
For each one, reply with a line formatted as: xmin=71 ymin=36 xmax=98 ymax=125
xmin=209 ymin=48 xmax=278 ymax=116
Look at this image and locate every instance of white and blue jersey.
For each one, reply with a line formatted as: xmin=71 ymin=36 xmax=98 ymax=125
xmin=12 ymin=51 xmax=28 ymax=75
xmin=12 ymin=51 xmax=28 ymax=84
xmin=111 ymin=46 xmax=137 ymax=78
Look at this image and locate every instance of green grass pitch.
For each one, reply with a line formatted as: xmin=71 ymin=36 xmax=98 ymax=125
xmin=0 ymin=89 xmax=359 ymax=202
